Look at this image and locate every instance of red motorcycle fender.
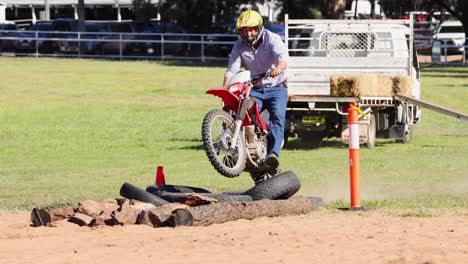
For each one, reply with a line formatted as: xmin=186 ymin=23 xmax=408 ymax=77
xmin=206 ymin=87 xmax=240 ymax=112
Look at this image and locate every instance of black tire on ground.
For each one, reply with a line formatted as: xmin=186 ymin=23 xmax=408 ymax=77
xmin=201 ymin=109 xmax=246 ymax=177
xmin=146 ymin=184 xmax=212 ymax=194
xmin=119 ymin=182 xmax=169 ymax=206
xmin=148 ymin=191 xmax=253 ymax=203
xmin=221 ymin=190 xmax=247 ymax=195
xmin=245 ymin=171 xmax=301 ymax=200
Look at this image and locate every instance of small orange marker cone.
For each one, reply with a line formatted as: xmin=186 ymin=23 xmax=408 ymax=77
xmin=155 ymin=166 xmax=166 ymax=186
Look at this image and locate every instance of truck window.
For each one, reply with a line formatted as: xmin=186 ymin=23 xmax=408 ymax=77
xmin=320 ymin=32 xmax=376 ymax=57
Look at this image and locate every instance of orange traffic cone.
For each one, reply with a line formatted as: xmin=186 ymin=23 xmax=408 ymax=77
xmin=155 ymin=166 xmax=166 ymax=186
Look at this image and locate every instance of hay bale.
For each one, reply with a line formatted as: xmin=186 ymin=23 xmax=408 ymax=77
xmin=330 ymin=74 xmax=407 ymax=97
xmin=330 ymin=75 xmax=359 ymax=97
xmin=392 ymin=76 xmax=413 ymax=97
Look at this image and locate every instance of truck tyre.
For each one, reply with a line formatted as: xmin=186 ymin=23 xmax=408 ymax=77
xmin=396 ymin=106 xmax=413 ymax=144
xmin=366 ymin=114 xmax=376 ymax=149
xmin=396 ymin=124 xmax=413 ymax=144
xmin=119 ymin=182 xmax=169 ymax=206
xmin=245 ymin=171 xmax=301 ymax=200
xmin=146 ymin=184 xmax=211 ymax=194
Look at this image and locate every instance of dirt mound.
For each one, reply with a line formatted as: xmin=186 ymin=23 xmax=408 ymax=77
xmin=0 ymin=209 xmax=467 ymax=264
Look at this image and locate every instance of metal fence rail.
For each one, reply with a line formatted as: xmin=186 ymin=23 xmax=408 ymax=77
xmin=0 ymin=30 xmax=238 ymax=61
xmin=0 ymin=30 xmax=467 ymax=65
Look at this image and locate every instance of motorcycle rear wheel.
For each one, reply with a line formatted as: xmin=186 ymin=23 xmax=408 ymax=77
xmin=202 ymin=109 xmax=246 ymax=177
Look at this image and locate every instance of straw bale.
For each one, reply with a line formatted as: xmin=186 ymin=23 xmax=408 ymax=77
xmin=331 ymin=74 xmax=403 ymax=97
xmin=392 ymin=76 xmax=413 ymax=97
xmin=330 ymin=75 xmax=358 ymax=97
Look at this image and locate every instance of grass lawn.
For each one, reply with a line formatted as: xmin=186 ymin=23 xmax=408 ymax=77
xmin=0 ymin=58 xmax=467 ymax=210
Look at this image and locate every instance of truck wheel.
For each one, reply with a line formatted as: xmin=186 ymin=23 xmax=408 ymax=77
xmin=396 ymin=124 xmax=413 ymax=144
xmin=366 ymin=114 xmax=376 ymax=149
xmin=245 ymin=171 xmax=301 ymax=200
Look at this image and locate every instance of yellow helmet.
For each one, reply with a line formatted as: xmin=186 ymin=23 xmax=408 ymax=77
xmin=236 ymin=10 xmax=264 ymax=46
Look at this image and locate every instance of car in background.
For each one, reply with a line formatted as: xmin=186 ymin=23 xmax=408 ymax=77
xmin=53 ymin=19 xmax=80 ymax=53
xmin=204 ymin=24 xmax=237 ymax=57
xmin=80 ymin=22 xmax=113 ymax=55
xmin=434 ymin=20 xmax=465 ymax=54
xmin=15 ymin=21 xmax=58 ymax=54
xmin=99 ymin=21 xmax=134 ymax=55
xmin=125 ymin=21 xmax=189 ymax=56
xmin=0 ymin=21 xmax=18 ymax=52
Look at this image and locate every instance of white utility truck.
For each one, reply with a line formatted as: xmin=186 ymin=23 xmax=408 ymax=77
xmin=284 ymin=15 xmax=422 ymax=148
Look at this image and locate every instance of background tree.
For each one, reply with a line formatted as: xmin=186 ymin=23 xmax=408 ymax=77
xmin=279 ymin=0 xmax=323 ymax=20
xmin=156 ymin=0 xmax=256 ymax=33
xmin=322 ymin=0 xmax=347 ymax=19
xmin=380 ymin=0 xmax=466 ymax=45
xmin=132 ymin=0 xmax=158 ymax=23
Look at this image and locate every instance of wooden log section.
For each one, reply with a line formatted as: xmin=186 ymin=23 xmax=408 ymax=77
xmin=170 ymin=196 xmax=323 ymax=227
xmin=31 ymin=206 xmax=76 ymax=227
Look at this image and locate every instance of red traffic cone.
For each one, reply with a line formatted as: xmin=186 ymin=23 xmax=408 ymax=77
xmin=155 ymin=166 xmax=166 ymax=186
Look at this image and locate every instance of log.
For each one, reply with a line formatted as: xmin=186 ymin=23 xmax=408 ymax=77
xmin=139 ymin=203 xmax=189 ymax=227
xmin=78 ymin=199 xmax=120 ymax=217
xmin=90 ymin=212 xmax=115 ymax=226
xmin=112 ymin=200 xmax=142 ymax=225
xmin=68 ymin=213 xmax=94 ymax=226
xmin=31 ymin=205 xmax=76 ymax=227
xmin=170 ymin=196 xmax=323 ymax=227
xmin=184 ymin=193 xmax=218 ymax=206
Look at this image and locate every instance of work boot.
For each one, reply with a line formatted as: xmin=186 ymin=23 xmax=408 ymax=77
xmin=264 ymin=154 xmax=280 ymax=176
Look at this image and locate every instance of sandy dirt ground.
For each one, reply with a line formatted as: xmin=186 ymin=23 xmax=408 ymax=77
xmin=0 ymin=209 xmax=467 ymax=264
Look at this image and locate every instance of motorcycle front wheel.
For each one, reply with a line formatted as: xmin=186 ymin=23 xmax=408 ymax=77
xmin=201 ymin=109 xmax=246 ymax=177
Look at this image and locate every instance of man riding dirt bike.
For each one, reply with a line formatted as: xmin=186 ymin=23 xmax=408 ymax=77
xmin=221 ymin=10 xmax=289 ymax=183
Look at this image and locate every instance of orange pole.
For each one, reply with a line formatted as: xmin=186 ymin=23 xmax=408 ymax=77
xmin=348 ymin=102 xmax=361 ymax=208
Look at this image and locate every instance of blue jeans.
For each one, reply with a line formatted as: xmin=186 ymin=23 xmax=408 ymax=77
xmin=249 ymin=86 xmax=288 ymax=157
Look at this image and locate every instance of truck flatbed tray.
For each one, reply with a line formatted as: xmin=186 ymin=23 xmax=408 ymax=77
xmin=288 ymin=96 xmax=358 ymax=103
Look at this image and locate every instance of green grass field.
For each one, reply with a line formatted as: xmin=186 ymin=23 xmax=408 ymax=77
xmin=0 ymin=57 xmax=467 ymax=210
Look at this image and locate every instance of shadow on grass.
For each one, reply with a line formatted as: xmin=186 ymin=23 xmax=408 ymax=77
xmin=421 ymin=74 xmax=468 ymax=79
xmin=421 ymin=67 xmax=468 ymax=74
xmin=158 ymin=60 xmax=227 ymax=68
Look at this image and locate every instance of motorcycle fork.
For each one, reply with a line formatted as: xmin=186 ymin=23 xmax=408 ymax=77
xmin=229 ymin=96 xmax=250 ymax=150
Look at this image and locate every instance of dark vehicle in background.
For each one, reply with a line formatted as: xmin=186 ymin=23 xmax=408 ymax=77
xmin=0 ymin=22 xmax=18 ymax=52
xmin=204 ymin=24 xmax=237 ymax=57
xmin=80 ymin=22 xmax=113 ymax=55
xmin=125 ymin=21 xmax=189 ymax=56
xmin=15 ymin=21 xmax=57 ymax=54
xmin=99 ymin=22 xmax=134 ymax=55
xmin=53 ymin=19 xmax=80 ymax=53
xmin=54 ymin=19 xmax=113 ymax=55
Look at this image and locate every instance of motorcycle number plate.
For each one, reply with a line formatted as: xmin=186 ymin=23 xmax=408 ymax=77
xmin=302 ymin=116 xmax=325 ymax=126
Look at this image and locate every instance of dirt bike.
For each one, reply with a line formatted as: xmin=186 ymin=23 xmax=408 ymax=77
xmin=201 ymin=71 xmax=274 ymax=179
